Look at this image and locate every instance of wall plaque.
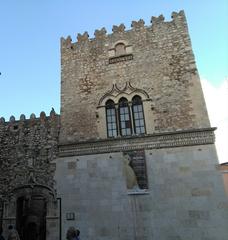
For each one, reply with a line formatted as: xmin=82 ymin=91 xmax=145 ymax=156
xmin=66 ymin=212 xmax=75 ymax=220
xmin=123 ymin=149 xmax=148 ymax=190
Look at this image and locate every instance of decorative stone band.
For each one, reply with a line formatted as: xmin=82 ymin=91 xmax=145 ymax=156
xmin=109 ymin=54 xmax=133 ymax=64
xmin=58 ymin=127 xmax=216 ymax=157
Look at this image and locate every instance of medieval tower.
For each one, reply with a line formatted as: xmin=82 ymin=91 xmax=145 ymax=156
xmin=0 ymin=10 xmax=228 ymax=240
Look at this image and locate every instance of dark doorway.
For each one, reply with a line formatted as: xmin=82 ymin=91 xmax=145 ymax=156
xmin=16 ymin=195 xmax=47 ymax=240
xmin=26 ymin=222 xmax=38 ymax=240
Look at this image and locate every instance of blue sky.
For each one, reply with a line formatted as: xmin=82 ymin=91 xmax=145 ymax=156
xmin=0 ymin=0 xmax=227 ymax=119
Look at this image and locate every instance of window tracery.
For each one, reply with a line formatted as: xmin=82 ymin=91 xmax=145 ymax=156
xmin=105 ymin=96 xmax=146 ymax=138
xmin=98 ymin=82 xmax=151 ymax=139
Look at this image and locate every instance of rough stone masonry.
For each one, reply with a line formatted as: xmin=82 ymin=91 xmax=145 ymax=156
xmin=0 ymin=10 xmax=228 ymax=240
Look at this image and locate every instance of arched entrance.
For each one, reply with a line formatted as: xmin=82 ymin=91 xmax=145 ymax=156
xmin=16 ymin=195 xmax=46 ymax=240
xmin=12 ymin=184 xmax=57 ymax=240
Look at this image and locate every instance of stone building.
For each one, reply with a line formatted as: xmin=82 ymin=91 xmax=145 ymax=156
xmin=0 ymin=10 xmax=228 ymax=240
xmin=218 ymin=162 xmax=228 ymax=198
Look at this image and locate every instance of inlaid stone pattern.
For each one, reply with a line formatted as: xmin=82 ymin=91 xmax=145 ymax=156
xmin=0 ymin=110 xmax=60 ymax=200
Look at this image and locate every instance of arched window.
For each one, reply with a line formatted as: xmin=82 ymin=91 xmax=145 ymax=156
xmin=115 ymin=43 xmax=126 ymax=56
xmin=132 ymin=96 xmax=146 ymax=134
xmin=106 ymin=100 xmax=117 ymax=137
xmin=99 ymin=83 xmax=150 ymax=138
xmin=119 ymin=97 xmax=132 ymax=136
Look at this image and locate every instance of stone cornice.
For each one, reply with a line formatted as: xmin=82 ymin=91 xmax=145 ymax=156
xmin=58 ymin=128 xmax=216 ymax=157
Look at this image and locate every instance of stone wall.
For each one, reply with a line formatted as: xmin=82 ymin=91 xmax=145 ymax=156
xmin=60 ymin=10 xmax=210 ymax=143
xmin=55 ymin=143 xmax=228 ymax=240
xmin=1 ymin=9 xmax=226 ymax=240
xmin=0 ymin=109 xmax=59 ymax=200
xmin=218 ymin=163 xmax=228 ymax=197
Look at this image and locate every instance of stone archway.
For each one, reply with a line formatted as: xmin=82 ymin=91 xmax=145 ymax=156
xmin=9 ymin=184 xmax=59 ymax=240
xmin=16 ymin=195 xmax=47 ymax=240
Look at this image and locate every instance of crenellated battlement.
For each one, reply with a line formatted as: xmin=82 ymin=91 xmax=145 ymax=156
xmin=0 ymin=108 xmax=60 ymax=200
xmin=0 ymin=108 xmax=59 ymax=126
xmin=2 ymin=10 xmax=226 ymax=240
xmin=59 ymin=9 xmax=210 ymax=143
xmin=61 ymin=10 xmax=187 ymax=49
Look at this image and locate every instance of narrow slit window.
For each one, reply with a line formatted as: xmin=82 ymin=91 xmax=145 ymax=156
xmin=132 ymin=96 xmax=146 ymax=134
xmin=119 ymin=97 xmax=132 ymax=136
xmin=106 ymin=100 xmax=117 ymax=137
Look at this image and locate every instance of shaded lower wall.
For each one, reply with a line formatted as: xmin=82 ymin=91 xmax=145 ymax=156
xmin=0 ymin=110 xmax=60 ymax=240
xmin=55 ymin=144 xmax=228 ymax=240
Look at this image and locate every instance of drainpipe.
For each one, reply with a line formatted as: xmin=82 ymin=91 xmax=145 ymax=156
xmin=57 ymin=198 xmax=62 ymax=240
xmin=0 ymin=198 xmax=3 ymax=229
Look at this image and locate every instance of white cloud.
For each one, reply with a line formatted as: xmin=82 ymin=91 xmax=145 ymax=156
xmin=201 ymin=77 xmax=228 ymax=164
